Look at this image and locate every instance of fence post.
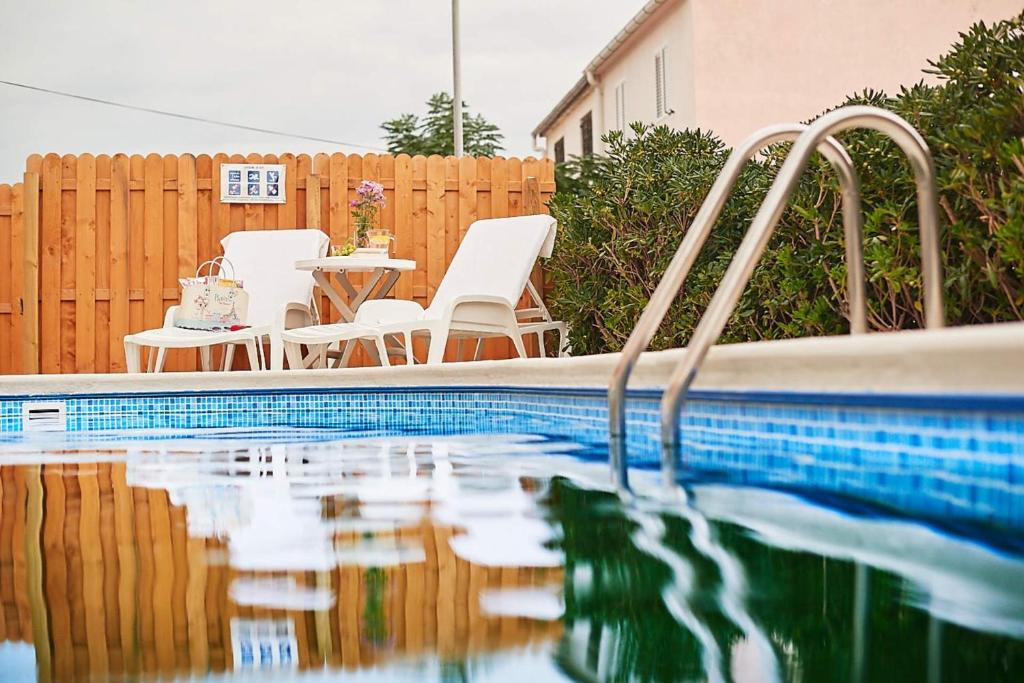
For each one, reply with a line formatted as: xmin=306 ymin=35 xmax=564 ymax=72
xmin=524 ymin=176 xmax=541 ymax=215
xmin=306 ymin=174 xmax=321 ymax=229
xmin=22 ymin=171 xmax=40 ymax=374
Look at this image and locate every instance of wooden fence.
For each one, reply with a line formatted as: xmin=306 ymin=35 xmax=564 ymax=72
xmin=0 ymin=153 xmax=555 ymax=374
xmin=0 ymin=462 xmax=563 ymax=679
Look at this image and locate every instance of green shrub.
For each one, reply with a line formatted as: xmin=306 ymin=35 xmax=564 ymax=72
xmin=548 ymin=12 xmax=1024 ymax=355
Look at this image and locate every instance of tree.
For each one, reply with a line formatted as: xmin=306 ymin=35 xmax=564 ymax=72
xmin=381 ymin=92 xmax=504 ymax=157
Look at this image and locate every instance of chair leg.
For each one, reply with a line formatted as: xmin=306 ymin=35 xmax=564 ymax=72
xmin=199 ymin=346 xmax=212 ymax=371
xmin=426 ymin=328 xmax=449 ymax=365
xmin=537 ymin=331 xmax=547 ymax=358
xmin=154 ymin=347 xmax=168 ymax=372
xmin=509 ymin=331 xmax=527 ymax=359
xmin=339 ymin=340 xmax=355 ymax=367
xmin=455 ymin=338 xmax=464 ymax=362
xmin=373 ymin=335 xmax=391 ymax=367
xmin=284 ymin=341 xmax=305 ymax=370
xmin=404 ymin=333 xmax=415 ymax=365
xmin=244 ymin=340 xmax=261 ymax=370
xmin=473 ymin=338 xmax=484 ymax=361
xmin=125 ymin=341 xmax=142 ymax=373
xmin=222 ymin=344 xmax=236 ymax=371
xmin=268 ymin=332 xmax=284 ymax=371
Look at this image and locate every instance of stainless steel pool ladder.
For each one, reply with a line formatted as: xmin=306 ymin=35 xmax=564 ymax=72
xmin=608 ymin=106 xmax=945 ymax=490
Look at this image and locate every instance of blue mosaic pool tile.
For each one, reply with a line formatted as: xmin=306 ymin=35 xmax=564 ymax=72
xmin=0 ymin=385 xmax=1022 ymax=529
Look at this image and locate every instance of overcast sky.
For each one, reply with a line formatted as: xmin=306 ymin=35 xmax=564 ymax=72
xmin=0 ymin=0 xmax=641 ymax=182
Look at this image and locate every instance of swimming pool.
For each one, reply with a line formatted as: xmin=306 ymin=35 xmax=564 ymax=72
xmin=0 ymin=382 xmax=1021 ymax=681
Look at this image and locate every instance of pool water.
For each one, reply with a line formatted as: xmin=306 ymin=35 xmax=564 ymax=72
xmin=0 ymin=431 xmax=1021 ymax=681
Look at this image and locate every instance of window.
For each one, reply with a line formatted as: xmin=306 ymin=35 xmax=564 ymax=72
xmin=554 ymin=137 xmax=565 ymax=163
xmin=614 ymin=81 xmax=626 ymax=133
xmin=655 ymin=46 xmax=669 ymax=119
xmin=580 ymin=111 xmax=593 ymax=156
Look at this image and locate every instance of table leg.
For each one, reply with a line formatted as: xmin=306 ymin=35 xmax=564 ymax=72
xmin=314 ymin=270 xmax=356 ymax=323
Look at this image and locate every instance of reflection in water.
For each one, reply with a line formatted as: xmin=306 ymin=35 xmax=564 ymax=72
xmin=0 ymin=433 xmax=1021 ymax=681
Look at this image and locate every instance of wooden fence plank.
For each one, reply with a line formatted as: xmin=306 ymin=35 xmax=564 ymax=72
xmin=74 ymin=156 xmax=97 ymax=372
xmin=326 ymin=153 xmax=348 ymax=323
xmin=22 ymin=172 xmax=41 ymax=373
xmin=0 ymin=185 xmax=10 ymax=374
xmin=279 ymin=153 xmax=297 ymax=226
xmin=11 ymin=184 xmax=24 ymax=374
xmin=177 ymin=155 xmax=198 ymax=372
xmin=110 ymin=155 xmax=130 ymax=372
xmin=161 ymin=156 xmax=180 ymax=370
xmin=306 ymin=173 xmax=321 ymax=229
xmin=142 ymin=154 xmax=164 ymax=332
xmin=41 ymin=155 xmax=62 ymax=373
xmin=262 ymin=153 xmax=280 ymax=228
xmin=297 ymin=154 xmax=313 ymax=227
xmin=425 ymin=156 xmax=445 ymax=303
xmin=95 ymin=156 xmax=112 ymax=372
xmin=458 ymin=156 xmax=477 ymax=239
xmin=128 ymin=156 xmax=146 ymax=336
xmin=196 ymin=155 xmax=214 ymax=263
xmin=394 ymin=154 xmax=413 ymax=300
xmin=315 ymin=153 xmax=330 ymax=231
xmin=177 ymin=155 xmax=199 ymax=278
xmin=211 ymin=153 xmax=231 ymax=249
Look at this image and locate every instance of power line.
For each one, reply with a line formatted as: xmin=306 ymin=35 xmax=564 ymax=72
xmin=0 ymin=79 xmax=386 ymax=151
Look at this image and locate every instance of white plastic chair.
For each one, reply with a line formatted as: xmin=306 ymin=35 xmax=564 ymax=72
xmin=282 ymin=214 xmax=566 ymax=367
xmin=124 ymin=229 xmax=329 ymax=373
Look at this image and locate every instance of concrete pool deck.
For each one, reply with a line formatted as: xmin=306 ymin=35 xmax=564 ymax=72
xmin=1 ymin=321 xmax=1022 ymax=397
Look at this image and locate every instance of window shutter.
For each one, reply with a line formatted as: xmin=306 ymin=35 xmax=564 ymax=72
xmin=655 ymin=47 xmax=668 ymax=119
xmin=615 ymin=82 xmax=626 ymax=133
xmin=580 ymin=112 xmax=593 ymax=156
xmin=554 ymin=137 xmax=565 ymax=164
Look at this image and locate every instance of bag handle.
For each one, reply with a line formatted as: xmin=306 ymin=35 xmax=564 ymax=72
xmin=195 ymin=256 xmax=236 ymax=280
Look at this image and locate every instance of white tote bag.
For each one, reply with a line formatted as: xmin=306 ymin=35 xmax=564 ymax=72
xmin=175 ymin=257 xmax=250 ymax=331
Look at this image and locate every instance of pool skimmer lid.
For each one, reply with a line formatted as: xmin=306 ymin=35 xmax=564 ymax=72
xmin=21 ymin=400 xmax=67 ymax=432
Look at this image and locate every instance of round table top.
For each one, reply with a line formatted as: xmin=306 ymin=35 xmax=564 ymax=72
xmin=295 ymin=256 xmax=417 ymax=273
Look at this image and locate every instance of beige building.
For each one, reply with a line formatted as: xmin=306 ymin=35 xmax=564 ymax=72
xmin=533 ymin=0 xmax=1020 ymax=161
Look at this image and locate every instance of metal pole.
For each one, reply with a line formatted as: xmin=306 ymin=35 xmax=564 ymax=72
xmin=451 ymin=0 xmax=464 ymax=156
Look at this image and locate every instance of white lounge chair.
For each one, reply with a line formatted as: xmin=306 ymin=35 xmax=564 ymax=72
xmin=124 ymin=229 xmax=329 ymax=373
xmin=282 ymin=214 xmax=567 ymax=367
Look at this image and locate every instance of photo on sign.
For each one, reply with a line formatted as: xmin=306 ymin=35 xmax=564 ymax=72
xmin=228 ymin=170 xmax=241 ymax=182
xmin=228 ymin=183 xmax=241 ymax=196
xmin=267 ymin=170 xmax=280 ymax=183
xmin=248 ymin=183 xmax=260 ymax=196
xmin=247 ymin=170 xmax=260 ymax=183
xmin=267 ymin=184 xmax=279 ymax=197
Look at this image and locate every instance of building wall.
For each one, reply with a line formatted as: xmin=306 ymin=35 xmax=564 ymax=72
xmin=690 ymin=0 xmax=1021 ymax=144
xmin=539 ymin=0 xmax=1020 ymax=158
xmin=543 ymin=0 xmax=694 ymax=159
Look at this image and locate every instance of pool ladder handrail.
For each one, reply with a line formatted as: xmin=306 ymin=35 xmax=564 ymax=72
xmin=610 ymin=106 xmax=946 ymax=490
xmin=608 ymin=121 xmax=868 ymax=490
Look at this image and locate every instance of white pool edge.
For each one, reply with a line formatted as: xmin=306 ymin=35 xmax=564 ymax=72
xmin=2 ymin=322 xmax=1023 ymax=397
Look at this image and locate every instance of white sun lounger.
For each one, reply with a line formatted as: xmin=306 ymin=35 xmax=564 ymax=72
xmin=124 ymin=229 xmax=329 ymax=373
xmin=282 ymin=214 xmax=566 ymax=367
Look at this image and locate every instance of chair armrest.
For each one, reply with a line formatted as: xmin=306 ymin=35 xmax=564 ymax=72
xmin=281 ymin=302 xmax=315 ymax=331
xmin=163 ymin=306 xmax=180 ymax=328
xmin=444 ymin=295 xmax=519 ymax=329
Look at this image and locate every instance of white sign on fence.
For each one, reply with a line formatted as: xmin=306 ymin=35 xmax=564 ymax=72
xmin=219 ymin=163 xmax=286 ymax=204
